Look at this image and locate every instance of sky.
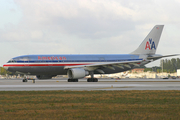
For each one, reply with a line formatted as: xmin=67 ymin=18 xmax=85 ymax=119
xmin=0 ymin=0 xmax=180 ymax=67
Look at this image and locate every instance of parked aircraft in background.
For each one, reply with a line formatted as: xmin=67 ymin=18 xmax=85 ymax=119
xmin=3 ymin=25 xmax=177 ymax=82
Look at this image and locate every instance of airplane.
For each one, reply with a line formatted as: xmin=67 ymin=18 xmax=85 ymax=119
xmin=3 ymin=25 xmax=177 ymax=82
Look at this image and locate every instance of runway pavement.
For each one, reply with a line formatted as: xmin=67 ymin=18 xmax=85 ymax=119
xmin=0 ymin=78 xmax=180 ymax=91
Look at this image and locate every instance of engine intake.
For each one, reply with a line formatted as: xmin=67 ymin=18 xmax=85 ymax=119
xmin=67 ymin=68 xmax=89 ymax=79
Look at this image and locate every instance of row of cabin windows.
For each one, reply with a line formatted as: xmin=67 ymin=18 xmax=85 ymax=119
xmin=7 ymin=59 xmax=131 ymax=63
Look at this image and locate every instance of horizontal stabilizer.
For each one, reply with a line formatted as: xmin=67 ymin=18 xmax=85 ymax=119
xmin=147 ymin=54 xmax=179 ymax=60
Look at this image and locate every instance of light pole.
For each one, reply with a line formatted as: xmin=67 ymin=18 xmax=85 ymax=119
xmin=161 ymin=59 xmax=163 ymax=73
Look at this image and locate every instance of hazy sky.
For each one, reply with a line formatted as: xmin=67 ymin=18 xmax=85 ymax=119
xmin=0 ymin=0 xmax=180 ymax=67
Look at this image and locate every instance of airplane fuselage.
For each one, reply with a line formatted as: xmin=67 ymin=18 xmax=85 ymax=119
xmin=3 ymin=54 xmax=144 ymax=75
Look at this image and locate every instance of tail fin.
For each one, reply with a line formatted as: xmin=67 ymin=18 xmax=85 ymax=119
xmin=131 ymin=25 xmax=164 ymax=55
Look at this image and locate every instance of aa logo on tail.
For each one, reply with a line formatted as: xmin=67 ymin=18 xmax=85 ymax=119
xmin=145 ymin=38 xmax=156 ymax=50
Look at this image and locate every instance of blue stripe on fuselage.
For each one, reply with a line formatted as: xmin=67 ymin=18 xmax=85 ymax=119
xmin=9 ymin=54 xmax=141 ymax=63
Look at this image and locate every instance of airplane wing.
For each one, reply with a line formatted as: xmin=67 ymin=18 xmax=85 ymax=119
xmin=64 ymin=54 xmax=179 ymax=73
xmin=64 ymin=60 xmax=143 ymax=72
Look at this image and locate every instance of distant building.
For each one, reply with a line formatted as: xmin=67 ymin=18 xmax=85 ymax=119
xmin=177 ymin=69 xmax=180 ymax=76
xmin=131 ymin=68 xmax=145 ymax=73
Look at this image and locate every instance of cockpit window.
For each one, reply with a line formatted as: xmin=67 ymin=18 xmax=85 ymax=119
xmin=7 ymin=59 xmax=16 ymax=63
xmin=8 ymin=56 xmax=31 ymax=63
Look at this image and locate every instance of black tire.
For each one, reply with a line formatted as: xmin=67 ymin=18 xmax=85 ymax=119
xmin=87 ymin=78 xmax=96 ymax=82
xmin=22 ymin=79 xmax=27 ymax=82
xmin=87 ymin=78 xmax=91 ymax=82
xmin=87 ymin=78 xmax=98 ymax=82
xmin=68 ymin=79 xmax=78 ymax=82
xmin=94 ymin=78 xmax=98 ymax=82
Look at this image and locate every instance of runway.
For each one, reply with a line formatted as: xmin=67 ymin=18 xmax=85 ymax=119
xmin=0 ymin=78 xmax=180 ymax=91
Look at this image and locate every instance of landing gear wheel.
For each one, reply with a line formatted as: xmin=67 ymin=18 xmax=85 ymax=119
xmin=22 ymin=79 xmax=28 ymax=82
xmin=68 ymin=79 xmax=78 ymax=82
xmin=93 ymin=78 xmax=98 ymax=82
xmin=87 ymin=78 xmax=98 ymax=82
xmin=87 ymin=78 xmax=92 ymax=82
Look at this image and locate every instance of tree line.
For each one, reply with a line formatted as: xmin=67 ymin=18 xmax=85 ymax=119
xmin=160 ymin=58 xmax=180 ymax=73
xmin=0 ymin=67 xmax=12 ymax=75
xmin=133 ymin=58 xmax=180 ymax=73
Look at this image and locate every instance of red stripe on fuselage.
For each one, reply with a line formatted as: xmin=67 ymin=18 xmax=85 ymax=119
xmin=3 ymin=63 xmax=91 ymax=67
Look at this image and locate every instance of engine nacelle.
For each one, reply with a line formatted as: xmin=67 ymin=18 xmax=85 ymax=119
xmin=67 ymin=68 xmax=89 ymax=79
xmin=36 ymin=75 xmax=54 ymax=79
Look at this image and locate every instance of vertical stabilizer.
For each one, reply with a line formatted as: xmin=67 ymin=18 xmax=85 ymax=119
xmin=131 ymin=25 xmax=164 ymax=55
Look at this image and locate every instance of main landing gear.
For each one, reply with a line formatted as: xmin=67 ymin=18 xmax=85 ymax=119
xmin=67 ymin=78 xmax=98 ymax=82
xmin=67 ymin=71 xmax=98 ymax=82
xmin=87 ymin=71 xmax=98 ymax=82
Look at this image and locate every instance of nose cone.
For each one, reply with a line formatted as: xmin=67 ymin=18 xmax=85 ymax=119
xmin=3 ymin=67 xmax=9 ymax=70
xmin=3 ymin=64 xmax=9 ymax=70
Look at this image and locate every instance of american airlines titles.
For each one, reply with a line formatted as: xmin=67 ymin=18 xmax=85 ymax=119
xmin=38 ymin=56 xmax=67 ymax=60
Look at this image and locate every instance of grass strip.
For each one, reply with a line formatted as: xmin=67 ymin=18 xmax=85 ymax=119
xmin=0 ymin=90 xmax=180 ymax=119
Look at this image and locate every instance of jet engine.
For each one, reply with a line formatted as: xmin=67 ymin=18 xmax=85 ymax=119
xmin=67 ymin=68 xmax=89 ymax=79
xmin=36 ymin=75 xmax=55 ymax=79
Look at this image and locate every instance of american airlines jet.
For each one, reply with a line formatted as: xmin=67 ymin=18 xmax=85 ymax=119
xmin=3 ymin=25 xmax=177 ymax=82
